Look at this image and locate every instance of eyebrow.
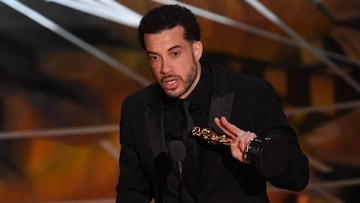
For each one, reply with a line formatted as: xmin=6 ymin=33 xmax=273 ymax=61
xmin=168 ymin=45 xmax=182 ymax=52
xmin=146 ymin=45 xmax=182 ymax=55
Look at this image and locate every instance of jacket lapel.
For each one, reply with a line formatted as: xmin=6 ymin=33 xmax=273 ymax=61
xmin=198 ymin=62 xmax=235 ymax=201
xmin=205 ymin=60 xmax=234 ymax=131
xmin=208 ymin=92 xmax=234 ymax=131
xmin=144 ymin=93 xmax=166 ymax=157
xmin=199 ymin=91 xmax=234 ymax=187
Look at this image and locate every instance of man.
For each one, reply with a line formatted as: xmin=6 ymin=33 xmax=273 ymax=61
xmin=116 ymin=4 xmax=309 ymax=203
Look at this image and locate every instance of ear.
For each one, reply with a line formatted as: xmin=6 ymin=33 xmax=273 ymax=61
xmin=192 ymin=41 xmax=203 ymax=61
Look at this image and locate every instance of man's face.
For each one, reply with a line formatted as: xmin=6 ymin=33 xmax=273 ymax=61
xmin=144 ymin=26 xmax=203 ymax=99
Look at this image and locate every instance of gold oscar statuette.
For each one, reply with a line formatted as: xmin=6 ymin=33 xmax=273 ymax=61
xmin=191 ymin=126 xmax=232 ymax=145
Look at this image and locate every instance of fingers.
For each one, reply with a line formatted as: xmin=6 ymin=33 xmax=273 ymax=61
xmin=230 ymin=137 xmax=246 ymax=162
xmin=214 ymin=116 xmax=257 ymax=163
xmin=214 ymin=116 xmax=240 ymax=139
xmin=238 ymin=131 xmax=257 ymax=153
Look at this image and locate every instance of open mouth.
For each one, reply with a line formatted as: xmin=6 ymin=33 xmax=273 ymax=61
xmin=161 ymin=76 xmax=179 ymax=90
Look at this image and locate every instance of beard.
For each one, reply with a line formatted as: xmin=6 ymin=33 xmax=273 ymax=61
xmin=164 ymin=62 xmax=198 ymax=99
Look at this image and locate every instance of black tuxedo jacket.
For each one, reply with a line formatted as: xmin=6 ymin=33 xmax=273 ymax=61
xmin=116 ymin=61 xmax=309 ymax=203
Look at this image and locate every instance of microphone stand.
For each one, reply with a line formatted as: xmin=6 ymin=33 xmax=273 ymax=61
xmin=178 ymin=161 xmax=183 ymax=203
xmin=167 ymin=140 xmax=186 ymax=203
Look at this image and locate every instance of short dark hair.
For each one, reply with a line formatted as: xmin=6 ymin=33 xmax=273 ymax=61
xmin=138 ymin=4 xmax=201 ymax=50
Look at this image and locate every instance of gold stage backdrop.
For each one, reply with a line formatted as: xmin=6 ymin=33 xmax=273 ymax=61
xmin=0 ymin=0 xmax=360 ymax=202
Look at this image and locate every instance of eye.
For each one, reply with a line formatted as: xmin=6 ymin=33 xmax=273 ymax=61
xmin=148 ymin=54 xmax=160 ymax=62
xmin=171 ymin=51 xmax=180 ymax=57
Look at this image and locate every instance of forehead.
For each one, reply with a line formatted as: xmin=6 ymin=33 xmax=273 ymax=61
xmin=144 ymin=26 xmax=187 ymax=52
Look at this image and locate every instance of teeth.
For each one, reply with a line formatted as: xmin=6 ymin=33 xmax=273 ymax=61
xmin=167 ymin=80 xmax=176 ymax=85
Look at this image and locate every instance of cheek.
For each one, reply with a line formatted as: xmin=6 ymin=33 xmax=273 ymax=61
xmin=150 ymin=66 xmax=161 ymax=79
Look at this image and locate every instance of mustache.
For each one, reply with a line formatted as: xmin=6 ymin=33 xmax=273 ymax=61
xmin=160 ymin=75 xmax=181 ymax=82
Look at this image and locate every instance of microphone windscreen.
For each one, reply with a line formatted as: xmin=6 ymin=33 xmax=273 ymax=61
xmin=167 ymin=140 xmax=186 ymax=162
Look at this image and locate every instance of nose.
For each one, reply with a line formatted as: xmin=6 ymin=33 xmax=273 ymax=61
xmin=160 ymin=57 xmax=172 ymax=74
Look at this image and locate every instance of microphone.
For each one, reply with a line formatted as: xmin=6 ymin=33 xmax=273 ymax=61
xmin=167 ymin=140 xmax=186 ymax=203
xmin=167 ymin=140 xmax=186 ymax=176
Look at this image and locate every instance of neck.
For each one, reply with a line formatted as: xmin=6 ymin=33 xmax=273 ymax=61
xmin=179 ymin=62 xmax=201 ymax=99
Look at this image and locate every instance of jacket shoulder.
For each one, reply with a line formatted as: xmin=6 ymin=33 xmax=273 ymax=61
xmin=209 ymin=63 xmax=274 ymax=95
xmin=122 ymin=83 xmax=162 ymax=108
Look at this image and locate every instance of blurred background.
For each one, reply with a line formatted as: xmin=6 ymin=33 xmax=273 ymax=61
xmin=0 ymin=0 xmax=359 ymax=202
